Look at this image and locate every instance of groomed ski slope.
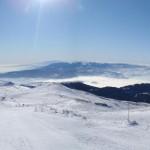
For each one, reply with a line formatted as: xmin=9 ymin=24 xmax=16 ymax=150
xmin=0 ymin=82 xmax=150 ymax=150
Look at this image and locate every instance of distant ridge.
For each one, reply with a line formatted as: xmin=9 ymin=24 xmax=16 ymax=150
xmin=62 ymin=82 xmax=150 ymax=103
xmin=0 ymin=62 xmax=149 ymax=78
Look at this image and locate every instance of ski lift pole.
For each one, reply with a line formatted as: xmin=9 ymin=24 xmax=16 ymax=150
xmin=128 ymin=101 xmax=130 ymax=123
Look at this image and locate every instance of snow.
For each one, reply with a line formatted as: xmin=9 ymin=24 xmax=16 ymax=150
xmin=0 ymin=82 xmax=150 ymax=150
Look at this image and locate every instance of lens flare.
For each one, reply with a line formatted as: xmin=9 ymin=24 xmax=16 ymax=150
xmin=8 ymin=0 xmax=78 ymax=50
xmin=34 ymin=0 xmax=66 ymax=6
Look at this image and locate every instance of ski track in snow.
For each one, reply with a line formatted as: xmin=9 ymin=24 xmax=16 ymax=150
xmin=0 ymin=82 xmax=150 ymax=150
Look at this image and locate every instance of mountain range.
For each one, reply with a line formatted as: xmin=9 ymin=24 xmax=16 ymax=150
xmin=0 ymin=61 xmax=149 ymax=79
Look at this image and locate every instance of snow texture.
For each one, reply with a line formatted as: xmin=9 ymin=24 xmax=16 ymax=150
xmin=0 ymin=81 xmax=150 ymax=150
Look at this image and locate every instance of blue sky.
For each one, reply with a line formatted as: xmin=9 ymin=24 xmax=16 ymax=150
xmin=0 ymin=0 xmax=149 ymax=65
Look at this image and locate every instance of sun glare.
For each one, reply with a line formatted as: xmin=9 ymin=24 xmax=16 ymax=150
xmin=34 ymin=0 xmax=63 ymax=6
xmin=35 ymin=0 xmax=49 ymax=4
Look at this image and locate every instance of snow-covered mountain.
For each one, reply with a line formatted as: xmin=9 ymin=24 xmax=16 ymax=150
xmin=0 ymin=62 xmax=149 ymax=79
xmin=0 ymin=62 xmax=150 ymax=150
xmin=0 ymin=81 xmax=150 ymax=150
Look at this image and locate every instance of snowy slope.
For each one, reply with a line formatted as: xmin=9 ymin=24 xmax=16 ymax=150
xmin=0 ymin=82 xmax=150 ymax=150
